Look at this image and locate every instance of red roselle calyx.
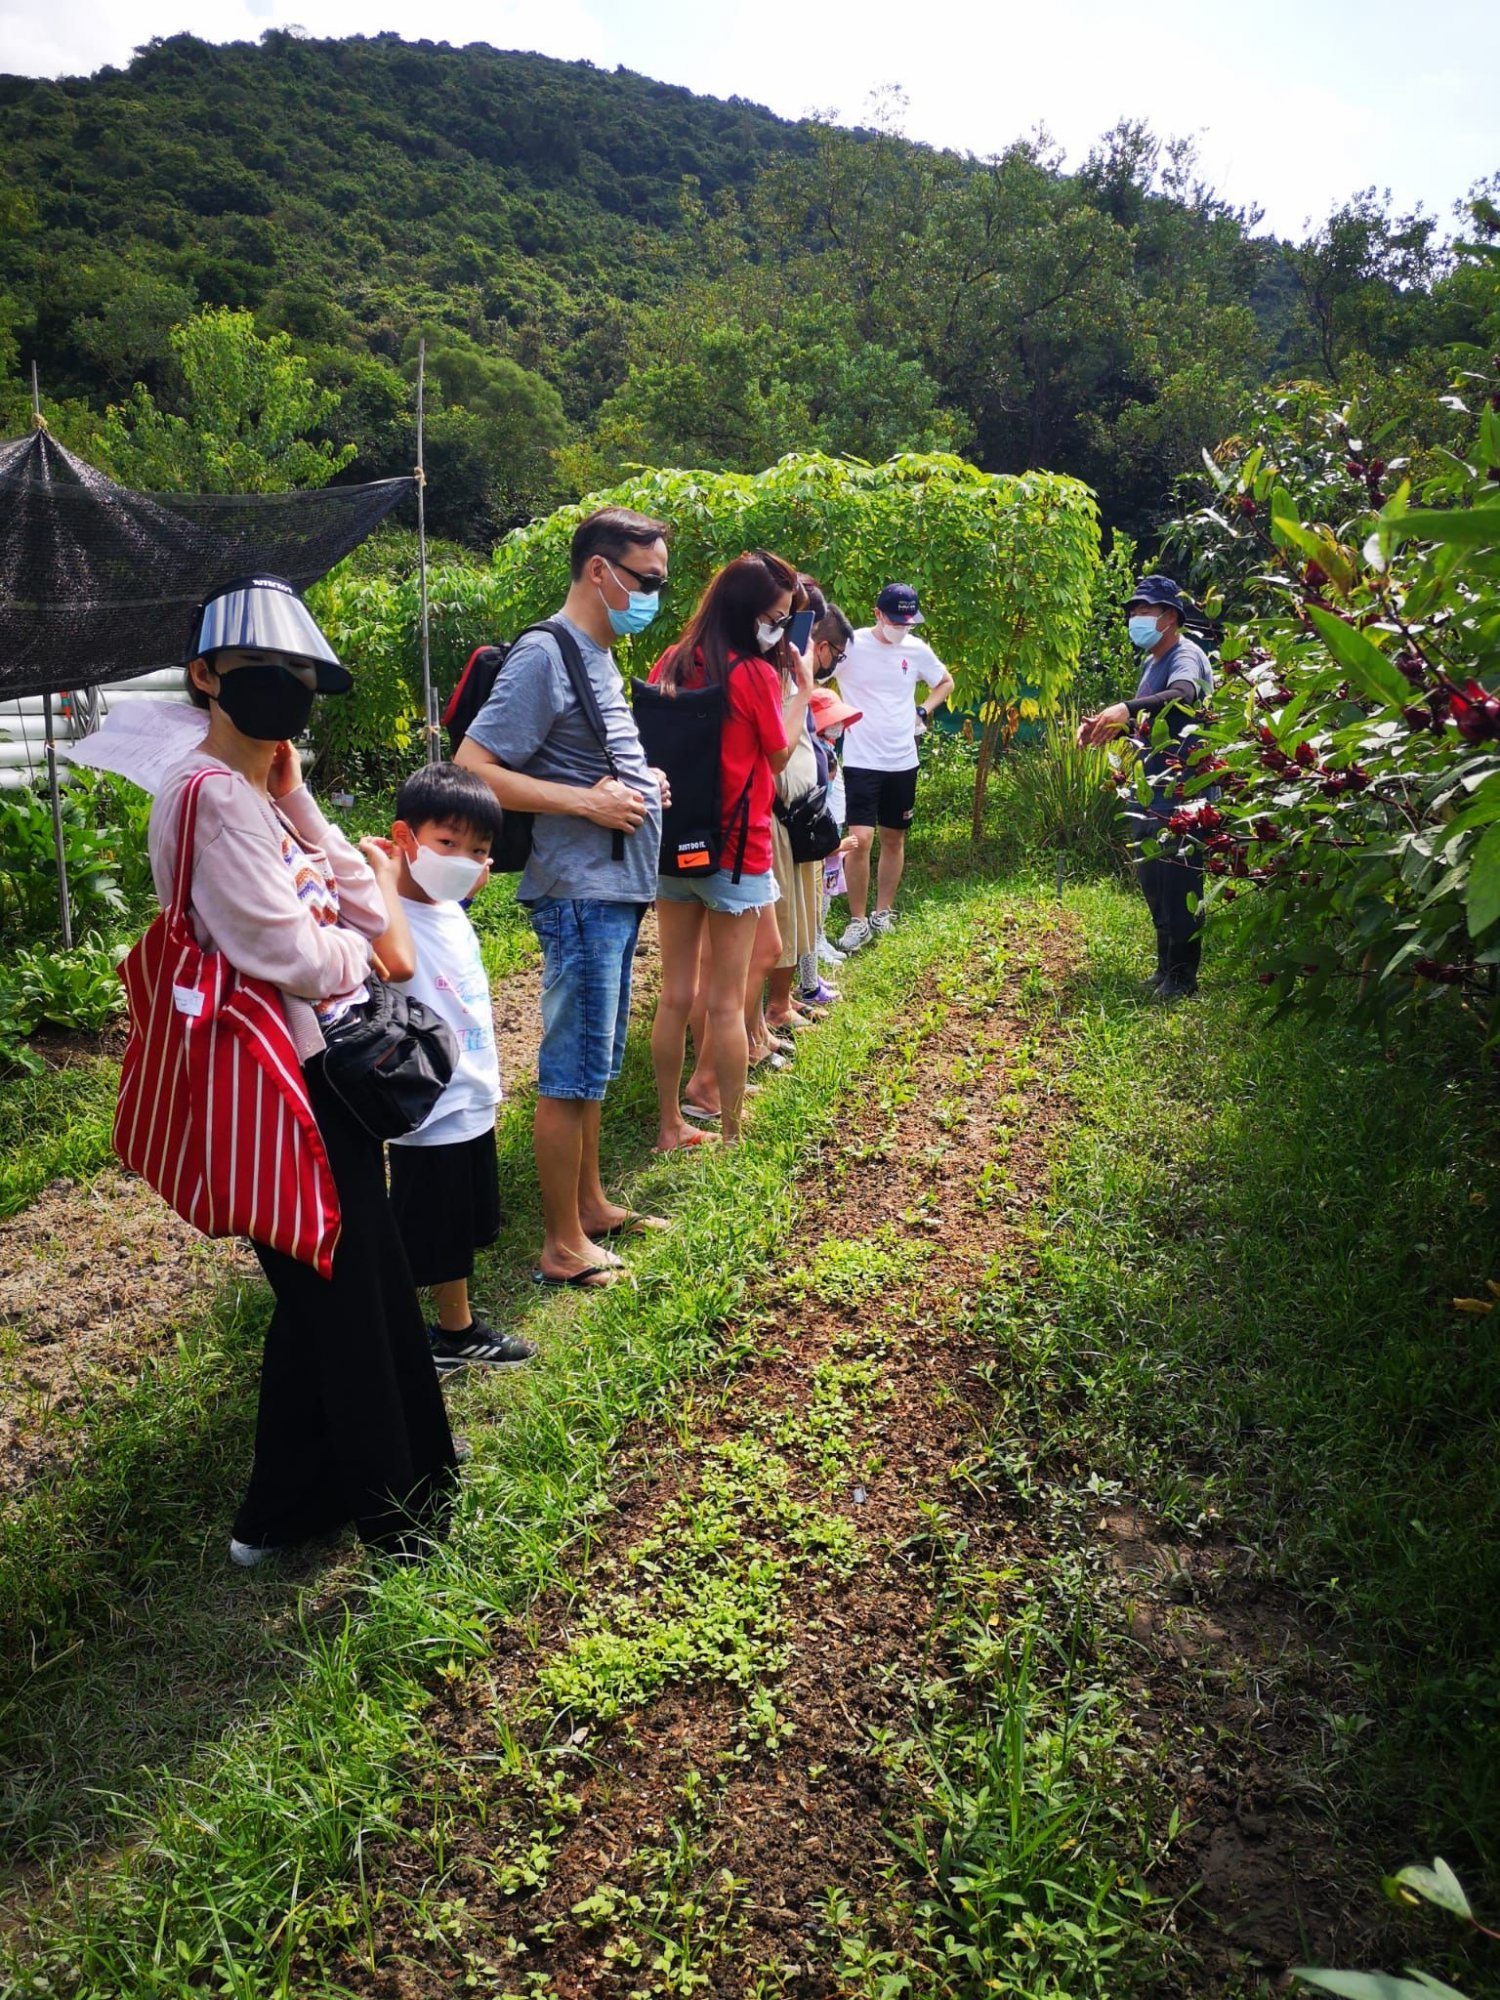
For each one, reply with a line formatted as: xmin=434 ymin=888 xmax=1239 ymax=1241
xmin=1445 ymin=679 xmax=1500 ymax=743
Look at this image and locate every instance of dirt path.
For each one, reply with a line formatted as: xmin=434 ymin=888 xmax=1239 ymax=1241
xmin=311 ymin=909 xmax=1365 ymax=1998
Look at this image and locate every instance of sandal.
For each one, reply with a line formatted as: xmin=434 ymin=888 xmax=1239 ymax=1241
xmin=654 ymin=1128 xmax=721 ymax=1153
xmin=532 ymin=1265 xmax=621 ymax=1289
xmin=589 ymin=1212 xmax=672 ymax=1240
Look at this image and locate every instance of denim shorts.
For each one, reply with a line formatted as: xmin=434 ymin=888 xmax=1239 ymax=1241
xmin=654 ymin=869 xmax=778 ymax=916
xmin=527 ymin=897 xmax=646 ymax=1101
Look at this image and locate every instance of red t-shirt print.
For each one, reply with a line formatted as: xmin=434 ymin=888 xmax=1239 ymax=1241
xmin=649 ymin=649 xmax=787 ymax=876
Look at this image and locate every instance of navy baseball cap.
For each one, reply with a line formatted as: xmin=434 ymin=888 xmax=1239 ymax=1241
xmin=1125 ymin=574 xmax=1190 ymax=618
xmin=876 ymin=582 xmax=923 ymax=625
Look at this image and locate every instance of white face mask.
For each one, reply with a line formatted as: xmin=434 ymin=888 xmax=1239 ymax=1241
xmin=407 ymin=844 xmax=486 ymax=903
xmin=755 ymin=620 xmax=785 ymax=654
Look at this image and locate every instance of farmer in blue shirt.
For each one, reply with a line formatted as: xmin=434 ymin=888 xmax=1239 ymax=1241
xmin=1077 ymin=575 xmax=1215 ymax=1001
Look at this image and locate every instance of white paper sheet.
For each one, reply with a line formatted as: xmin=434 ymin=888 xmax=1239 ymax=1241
xmin=60 ymin=701 xmax=210 ymax=795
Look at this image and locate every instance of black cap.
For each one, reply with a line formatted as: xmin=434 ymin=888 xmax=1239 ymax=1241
xmin=1125 ymin=573 xmax=1190 ymax=618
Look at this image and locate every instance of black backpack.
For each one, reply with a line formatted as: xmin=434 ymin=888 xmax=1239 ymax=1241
xmin=631 ymin=671 xmax=752 ymax=882
xmin=443 ymin=620 xmax=625 ymax=872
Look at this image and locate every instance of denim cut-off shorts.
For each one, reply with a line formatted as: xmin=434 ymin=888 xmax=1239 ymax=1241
xmin=528 ymin=897 xmax=646 ymax=1101
xmin=654 ymin=868 xmax=778 ymax=916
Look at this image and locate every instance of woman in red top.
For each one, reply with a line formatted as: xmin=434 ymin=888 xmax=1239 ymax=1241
xmin=647 ymin=550 xmax=814 ymax=1150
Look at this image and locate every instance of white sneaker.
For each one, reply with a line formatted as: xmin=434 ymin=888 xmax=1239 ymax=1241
xmin=229 ymin=1536 xmax=276 ymax=1568
xmin=838 ymin=917 xmax=873 ymax=953
xmin=869 ymin=909 xmax=896 ymax=936
xmin=817 ymin=937 xmax=846 ymax=966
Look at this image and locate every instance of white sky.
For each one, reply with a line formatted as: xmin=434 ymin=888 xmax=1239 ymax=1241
xmin=1 ymin=0 xmax=1495 ymax=241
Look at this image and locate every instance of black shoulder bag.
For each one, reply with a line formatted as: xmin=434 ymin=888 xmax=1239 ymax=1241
xmin=774 ymin=782 xmax=843 ymax=864
xmin=318 ymin=978 xmax=460 ymax=1141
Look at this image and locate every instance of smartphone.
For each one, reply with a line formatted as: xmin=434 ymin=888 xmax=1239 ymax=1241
xmin=787 ymin=609 xmax=815 ymax=653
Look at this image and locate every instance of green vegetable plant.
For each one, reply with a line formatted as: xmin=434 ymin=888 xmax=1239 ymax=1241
xmin=10 ymin=935 xmax=126 ymax=1035
xmin=0 ymin=786 xmax=127 ymax=944
xmin=1158 ymin=237 xmax=1500 ymax=1036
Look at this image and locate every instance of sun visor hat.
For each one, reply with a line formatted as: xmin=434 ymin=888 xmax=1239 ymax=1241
xmin=188 ymin=575 xmax=351 ymax=693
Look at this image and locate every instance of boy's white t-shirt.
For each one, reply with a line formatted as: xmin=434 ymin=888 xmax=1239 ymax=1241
xmin=834 ymin=627 xmax=947 ymax=772
xmin=389 ymin=897 xmax=501 ymax=1149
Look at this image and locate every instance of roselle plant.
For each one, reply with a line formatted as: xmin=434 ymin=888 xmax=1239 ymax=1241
xmin=1157 ymin=246 xmax=1500 ymax=1036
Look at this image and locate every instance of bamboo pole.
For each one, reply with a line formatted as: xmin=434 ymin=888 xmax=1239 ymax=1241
xmin=415 ymin=337 xmax=438 ymax=763
xmin=31 ymin=362 xmax=74 ymax=946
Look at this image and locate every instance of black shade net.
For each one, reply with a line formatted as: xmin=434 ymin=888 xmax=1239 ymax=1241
xmin=0 ymin=430 xmax=412 ymax=701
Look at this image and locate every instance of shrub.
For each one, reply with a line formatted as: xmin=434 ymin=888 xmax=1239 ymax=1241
xmin=1160 ymin=272 xmax=1500 ymax=1035
xmin=310 ymin=452 xmax=1102 ymax=809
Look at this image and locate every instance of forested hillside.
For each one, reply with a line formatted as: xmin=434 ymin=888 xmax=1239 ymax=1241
xmin=0 ymin=31 xmax=1490 ymax=538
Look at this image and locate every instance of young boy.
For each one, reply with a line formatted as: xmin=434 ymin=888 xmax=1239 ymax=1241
xmin=387 ymin=762 xmax=536 ymax=1374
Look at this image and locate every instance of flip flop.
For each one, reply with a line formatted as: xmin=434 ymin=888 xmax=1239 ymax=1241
xmin=681 ymin=1101 xmax=720 ymax=1122
xmin=532 ymin=1264 xmax=621 ymax=1289
xmin=590 ymin=1212 xmax=673 ymax=1240
xmin=654 ymin=1128 xmax=720 ymax=1153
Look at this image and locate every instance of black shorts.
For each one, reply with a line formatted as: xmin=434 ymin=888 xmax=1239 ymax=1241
xmin=388 ymin=1129 xmax=501 ymax=1288
xmin=843 ymin=764 xmax=919 ymax=832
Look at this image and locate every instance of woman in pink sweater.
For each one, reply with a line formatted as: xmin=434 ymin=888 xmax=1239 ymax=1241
xmin=148 ymin=577 xmax=458 ymax=1566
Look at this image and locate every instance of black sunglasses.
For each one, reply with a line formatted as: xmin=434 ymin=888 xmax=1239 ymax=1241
xmin=610 ymin=559 xmax=669 ymax=593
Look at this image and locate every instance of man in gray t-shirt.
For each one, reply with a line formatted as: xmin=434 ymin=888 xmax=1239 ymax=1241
xmin=466 ymin=616 xmax=662 ymax=906
xmin=457 ymin=507 xmax=673 ymax=1286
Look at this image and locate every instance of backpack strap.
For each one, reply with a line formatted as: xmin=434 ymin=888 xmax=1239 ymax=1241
xmin=724 ymin=775 xmax=753 ymax=885
xmin=535 ymin=619 xmax=627 ymax=863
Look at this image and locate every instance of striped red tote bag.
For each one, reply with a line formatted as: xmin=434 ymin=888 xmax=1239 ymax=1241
xmin=113 ymin=768 xmax=342 ymax=1278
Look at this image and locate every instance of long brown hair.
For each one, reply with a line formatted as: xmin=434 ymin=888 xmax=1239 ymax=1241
xmin=655 ymin=549 xmax=803 ymax=692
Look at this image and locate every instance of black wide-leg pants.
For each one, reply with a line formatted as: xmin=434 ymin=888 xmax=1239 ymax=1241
xmin=234 ymin=1057 xmax=458 ymax=1556
xmin=1131 ymin=814 xmax=1204 ymax=989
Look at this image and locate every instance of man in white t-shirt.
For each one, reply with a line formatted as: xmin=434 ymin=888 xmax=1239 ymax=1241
xmin=832 ymin=583 xmax=954 ymax=952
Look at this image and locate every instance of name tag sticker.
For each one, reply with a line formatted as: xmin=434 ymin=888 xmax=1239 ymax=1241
xmin=172 ymin=984 xmax=206 ymax=1018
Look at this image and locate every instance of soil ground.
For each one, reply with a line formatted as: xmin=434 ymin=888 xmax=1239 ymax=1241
xmin=299 ymin=911 xmax=1379 ymax=1998
xmin=0 ymin=963 xmax=547 ymax=1502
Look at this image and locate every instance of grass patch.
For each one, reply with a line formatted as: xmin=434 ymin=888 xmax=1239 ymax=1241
xmin=993 ymin=879 xmax=1500 ymax=1879
xmin=0 ymin=1058 xmax=119 ymax=1219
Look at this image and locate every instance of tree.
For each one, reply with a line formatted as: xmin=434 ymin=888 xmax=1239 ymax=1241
xmin=1289 ymin=190 xmax=1446 ymax=385
xmin=95 ymin=306 xmax=354 ymax=491
xmin=400 ymin=326 xmax=569 ymax=540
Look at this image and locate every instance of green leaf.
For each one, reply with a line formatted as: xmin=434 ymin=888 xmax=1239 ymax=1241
xmin=1389 ymin=1859 xmax=1473 ymax=1923
xmin=1306 ymin=609 xmax=1411 ymax=709
xmin=1293 ymin=1973 xmax=1468 ymax=2000
xmin=1380 ymin=505 xmax=1500 ymax=551
xmin=1466 ymin=823 xmax=1500 ymax=939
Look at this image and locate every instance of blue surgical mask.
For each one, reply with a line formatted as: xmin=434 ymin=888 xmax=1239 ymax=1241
xmin=1128 ymin=614 xmax=1163 ymax=650
xmin=601 ymin=564 xmax=660 ymax=637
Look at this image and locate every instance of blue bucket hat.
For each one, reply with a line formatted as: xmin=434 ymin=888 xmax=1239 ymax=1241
xmin=1125 ymin=573 xmax=1191 ymax=619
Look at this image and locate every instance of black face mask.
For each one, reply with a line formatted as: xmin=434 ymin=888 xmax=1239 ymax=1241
xmin=211 ymin=662 xmax=316 ymax=742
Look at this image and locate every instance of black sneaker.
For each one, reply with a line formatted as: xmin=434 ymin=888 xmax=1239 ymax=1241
xmin=430 ymin=1320 xmax=538 ymax=1373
